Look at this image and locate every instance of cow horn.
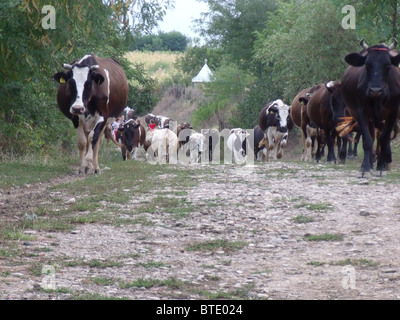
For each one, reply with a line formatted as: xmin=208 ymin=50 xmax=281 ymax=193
xmin=360 ymin=39 xmax=369 ymax=50
xmin=90 ymin=65 xmax=100 ymax=71
xmin=389 ymin=38 xmax=398 ymax=50
xmin=63 ymin=63 xmax=73 ymax=70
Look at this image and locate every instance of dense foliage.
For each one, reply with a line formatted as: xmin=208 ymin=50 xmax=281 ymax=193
xmin=189 ymin=0 xmax=400 ymax=129
xmin=129 ymin=31 xmax=188 ymax=52
xmin=0 ymin=0 xmax=170 ymax=158
xmin=3 ymin=0 xmax=400 ymax=159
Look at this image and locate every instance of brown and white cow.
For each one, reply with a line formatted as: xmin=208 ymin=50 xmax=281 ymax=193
xmin=291 ymin=85 xmax=323 ymax=161
xmin=54 ymin=54 xmax=128 ymax=173
xmin=116 ymin=119 xmax=146 ymax=161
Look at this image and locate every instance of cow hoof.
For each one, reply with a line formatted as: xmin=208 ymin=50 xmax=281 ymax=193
xmin=359 ymin=170 xmax=372 ymax=179
xmin=373 ymin=170 xmax=386 ymax=177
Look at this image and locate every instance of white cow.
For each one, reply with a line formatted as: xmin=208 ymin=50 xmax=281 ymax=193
xmin=226 ymin=128 xmax=250 ymax=164
xmin=144 ymin=128 xmax=178 ymax=164
xmin=188 ymin=132 xmax=206 ymax=164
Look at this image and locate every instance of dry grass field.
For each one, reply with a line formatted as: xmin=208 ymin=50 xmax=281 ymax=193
xmin=125 ymin=51 xmax=184 ymax=83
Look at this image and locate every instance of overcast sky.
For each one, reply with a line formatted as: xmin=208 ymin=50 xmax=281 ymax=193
xmin=156 ymin=0 xmax=209 ymax=41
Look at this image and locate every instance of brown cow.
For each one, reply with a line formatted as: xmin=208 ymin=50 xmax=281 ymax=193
xmin=176 ymin=122 xmax=194 ymax=148
xmin=290 ymin=85 xmax=322 ymax=161
xmin=341 ymin=39 xmax=400 ymax=175
xmin=307 ymin=81 xmax=348 ymax=164
xmin=116 ymin=119 xmax=146 ymax=160
xmin=54 ymin=54 xmax=128 ymax=173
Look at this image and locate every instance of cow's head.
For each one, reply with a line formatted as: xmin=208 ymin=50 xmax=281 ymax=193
xmin=325 ymin=81 xmax=346 ymax=123
xmin=266 ymin=99 xmax=290 ymax=133
xmin=54 ymin=58 xmax=105 ymax=115
xmin=118 ymin=119 xmax=141 ymax=152
xmin=345 ymin=39 xmax=400 ymax=99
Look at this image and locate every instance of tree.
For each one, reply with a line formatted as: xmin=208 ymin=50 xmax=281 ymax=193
xmin=253 ymin=0 xmax=358 ymax=102
xmin=103 ymin=0 xmax=173 ymax=34
xmin=175 ymin=45 xmax=224 ymax=76
xmin=192 ymin=63 xmax=254 ymax=130
xmin=195 ymin=0 xmax=277 ymax=68
xmin=0 ymin=0 xmax=163 ymax=157
xmin=129 ymin=31 xmax=188 ymax=52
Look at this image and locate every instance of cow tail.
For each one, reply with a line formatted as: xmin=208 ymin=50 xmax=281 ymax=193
xmin=104 ymin=124 xmax=121 ymax=147
xmin=392 ymin=122 xmax=399 ymax=140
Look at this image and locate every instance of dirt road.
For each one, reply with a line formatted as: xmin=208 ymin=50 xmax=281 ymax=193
xmin=1 ymin=160 xmax=400 ymax=300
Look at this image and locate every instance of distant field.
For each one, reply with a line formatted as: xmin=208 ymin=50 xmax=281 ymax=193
xmin=125 ymin=51 xmax=183 ymax=83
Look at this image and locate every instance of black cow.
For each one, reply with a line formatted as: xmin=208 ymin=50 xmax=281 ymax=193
xmin=341 ymin=39 xmax=400 ymax=175
xmin=253 ymin=125 xmax=267 ymax=161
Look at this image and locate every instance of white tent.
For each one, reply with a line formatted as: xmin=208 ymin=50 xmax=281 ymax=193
xmin=192 ymin=59 xmax=214 ymax=84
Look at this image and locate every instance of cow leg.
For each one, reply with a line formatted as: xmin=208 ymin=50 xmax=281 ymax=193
xmin=357 ymin=109 xmax=374 ymax=175
xmin=376 ymin=116 xmax=396 ymax=172
xmin=305 ymin=125 xmax=316 ymax=161
xmin=121 ymin=145 xmax=127 ymax=161
xmin=92 ymin=133 xmax=103 ymax=173
xmin=75 ymin=125 xmax=87 ymax=174
xmin=338 ymin=136 xmax=348 ymax=164
xmin=302 ymin=125 xmax=309 ymax=161
xmin=89 ymin=119 xmax=107 ymax=174
xmin=131 ymin=147 xmax=138 ymax=160
xmin=325 ymin=131 xmax=336 ymax=164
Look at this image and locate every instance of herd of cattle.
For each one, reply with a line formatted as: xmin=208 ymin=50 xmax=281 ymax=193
xmin=53 ymin=39 xmax=400 ymax=176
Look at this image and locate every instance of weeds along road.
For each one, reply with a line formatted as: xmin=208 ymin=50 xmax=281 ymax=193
xmin=1 ymin=157 xmax=400 ymax=300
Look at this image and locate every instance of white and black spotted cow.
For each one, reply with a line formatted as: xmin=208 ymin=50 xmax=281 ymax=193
xmin=226 ymin=128 xmax=250 ymax=164
xmin=258 ymin=99 xmax=291 ymax=160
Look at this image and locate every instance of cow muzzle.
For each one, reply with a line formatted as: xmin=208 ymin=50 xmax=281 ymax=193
xmin=367 ymin=87 xmax=384 ymax=98
xmin=71 ymin=105 xmax=85 ymax=115
xmin=278 ymin=126 xmax=288 ymax=134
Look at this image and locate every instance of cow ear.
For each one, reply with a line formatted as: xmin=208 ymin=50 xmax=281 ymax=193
xmin=391 ymin=53 xmax=400 ymax=67
xmin=54 ymin=72 xmax=69 ymax=84
xmin=91 ymin=72 xmax=105 ymax=85
xmin=299 ymin=97 xmax=308 ymax=105
xmin=345 ymin=53 xmax=366 ymax=67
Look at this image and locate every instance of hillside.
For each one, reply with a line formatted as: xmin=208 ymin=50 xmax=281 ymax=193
xmin=125 ymin=51 xmax=205 ymax=127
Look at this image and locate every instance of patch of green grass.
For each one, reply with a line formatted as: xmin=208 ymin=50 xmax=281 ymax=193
xmin=119 ymin=277 xmax=184 ymax=289
xmin=138 ymin=261 xmax=170 ymax=269
xmin=88 ymin=259 xmax=123 ymax=269
xmin=73 ymin=293 xmax=129 ymax=300
xmin=292 ymin=215 xmax=315 ymax=224
xmin=0 ymin=158 xmax=74 ymax=189
xmin=185 ymin=239 xmax=247 ymax=253
xmin=307 ymin=260 xmax=325 ymax=266
xmin=303 ymin=233 xmax=344 ymax=242
xmin=63 ymin=258 xmax=123 ymax=269
xmin=294 ymin=202 xmax=333 ymax=212
xmin=330 ymin=258 xmax=379 ymax=268
xmin=92 ymin=277 xmax=116 ymax=286
xmin=0 ymin=229 xmax=36 ymax=241
xmin=197 ymin=284 xmax=254 ymax=300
